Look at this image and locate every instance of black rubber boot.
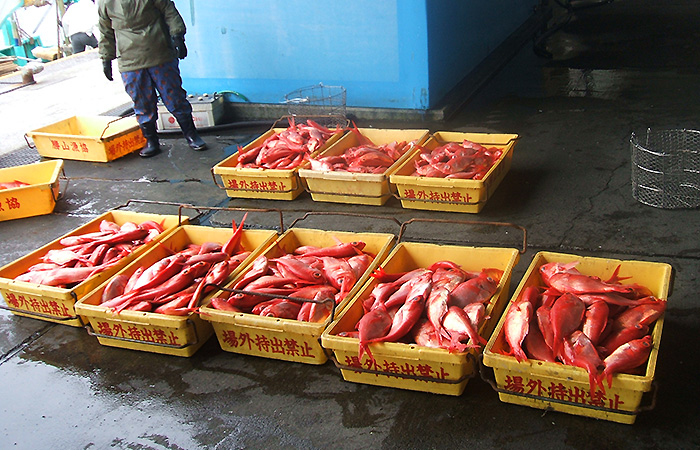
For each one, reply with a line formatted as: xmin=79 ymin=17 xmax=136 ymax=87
xmin=138 ymin=121 xmax=161 ymax=158
xmin=176 ymin=115 xmax=208 ymax=151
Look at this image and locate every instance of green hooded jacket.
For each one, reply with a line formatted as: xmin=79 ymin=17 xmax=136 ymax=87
xmin=98 ymin=0 xmax=186 ymax=72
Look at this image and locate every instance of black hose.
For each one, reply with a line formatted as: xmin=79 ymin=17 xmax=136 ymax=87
xmin=157 ymin=120 xmax=275 ymax=135
xmin=115 ymin=106 xmax=274 ymax=134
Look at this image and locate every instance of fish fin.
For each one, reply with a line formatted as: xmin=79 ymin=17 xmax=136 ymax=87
xmin=605 ymin=264 xmax=632 ymax=284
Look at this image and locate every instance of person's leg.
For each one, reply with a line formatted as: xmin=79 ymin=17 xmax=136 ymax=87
xmin=87 ymin=33 xmax=98 ymax=49
xmin=70 ymin=32 xmax=89 ymax=53
xmin=150 ymin=59 xmax=207 ymax=151
xmin=121 ymin=68 xmax=161 ymax=157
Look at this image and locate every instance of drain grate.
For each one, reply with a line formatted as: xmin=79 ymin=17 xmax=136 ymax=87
xmin=0 ymin=147 xmax=41 ymax=169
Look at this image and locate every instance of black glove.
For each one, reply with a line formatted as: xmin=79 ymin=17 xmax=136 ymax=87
xmin=102 ymin=59 xmax=113 ymax=81
xmin=172 ymin=35 xmax=187 ymax=59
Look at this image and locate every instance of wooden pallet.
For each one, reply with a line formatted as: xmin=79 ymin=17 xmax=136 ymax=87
xmin=0 ymin=57 xmax=19 ymax=76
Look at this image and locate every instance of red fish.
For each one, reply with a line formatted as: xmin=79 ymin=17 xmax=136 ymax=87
xmin=320 ymin=256 xmax=356 ymax=301
xmin=188 ymin=260 xmax=236 ymax=309
xmin=504 ymin=299 xmax=532 ymax=362
xmin=566 ymin=331 xmax=605 ymax=393
xmin=234 ymin=255 xmax=269 ymax=290
xmin=259 ymin=300 xmax=302 ymax=319
xmin=524 ymin=319 xmax=556 ymax=362
xmin=612 ymin=299 xmax=666 ymax=330
xmin=0 ymin=180 xmax=30 ymax=189
xmin=294 ymin=241 xmax=366 ymax=258
xmin=273 ymin=255 xmax=324 ymax=282
xmin=442 ymin=306 xmax=486 ymax=352
xmin=296 ymin=288 xmax=336 ymax=323
xmin=599 ymin=335 xmax=653 ymax=388
xmin=448 ymin=272 xmax=499 ymax=308
xmin=346 ymin=254 xmax=373 ymax=279
xmin=549 ymin=293 xmax=586 ymax=358
xmin=209 ymin=297 xmax=242 ymax=312
xmin=597 ymin=324 xmax=649 ymax=358
xmin=411 ymin=318 xmax=441 ymax=348
xmin=357 ymin=302 xmax=393 ymax=363
xmin=581 ymin=300 xmax=609 ymax=345
xmin=101 ymin=274 xmax=130 ymax=303
xmin=366 ymin=272 xmax=432 ymax=345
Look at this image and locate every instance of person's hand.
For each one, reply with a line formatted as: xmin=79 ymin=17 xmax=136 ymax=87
xmin=172 ymin=35 xmax=187 ymax=59
xmin=102 ymin=59 xmax=113 ymax=81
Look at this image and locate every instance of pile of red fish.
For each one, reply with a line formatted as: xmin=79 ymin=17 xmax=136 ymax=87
xmin=99 ymin=216 xmax=250 ymax=316
xmin=309 ymin=132 xmax=417 ymax=173
xmin=411 ymin=139 xmax=503 ymax=180
xmin=208 ymin=240 xmax=374 ymax=323
xmin=351 ymin=261 xmax=503 ymax=363
xmin=502 ymin=261 xmax=667 ymax=393
xmin=0 ymin=180 xmax=30 ymax=190
xmin=14 ymin=219 xmax=166 ymax=288
xmin=236 ymin=118 xmax=345 ymax=170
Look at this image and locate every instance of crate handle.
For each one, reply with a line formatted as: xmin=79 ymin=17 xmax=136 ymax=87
xmin=203 ymin=284 xmax=339 ymax=322
xmin=398 ymin=218 xmax=527 ymax=254
xmin=52 ymin=169 xmax=69 ymax=204
xmin=273 ymin=114 xmax=351 ymax=130
xmin=429 ymin=133 xmax=520 ymax=148
xmin=84 ymin=318 xmax=201 ymax=349
xmin=477 ymin=353 xmax=656 ymax=417
xmin=113 ymin=199 xmax=201 ymax=226
xmin=176 ymin=204 xmax=284 ymax=234
xmin=99 ymin=116 xmax=132 ymax=141
xmin=328 ymin=351 xmax=477 ymax=385
xmin=288 ymin=211 xmax=401 ymax=231
xmin=23 ymin=133 xmax=36 ymax=149
xmin=210 ymin=167 xmax=227 ymax=190
xmin=0 ymin=303 xmax=85 ymax=325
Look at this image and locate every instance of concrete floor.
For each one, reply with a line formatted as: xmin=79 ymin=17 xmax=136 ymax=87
xmin=1 ymin=1 xmax=700 ymax=448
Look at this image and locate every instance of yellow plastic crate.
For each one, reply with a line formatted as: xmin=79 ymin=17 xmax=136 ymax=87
xmin=298 ymin=128 xmax=429 ymax=206
xmin=212 ymin=127 xmax=345 ymax=200
xmin=200 ymin=227 xmax=397 ymax=364
xmin=482 ymin=251 xmax=673 ymax=424
xmin=75 ymin=224 xmax=279 ymax=357
xmin=0 ymin=210 xmax=185 ymax=326
xmin=389 ymin=132 xmax=518 ymax=213
xmin=321 ymin=241 xmax=520 ymax=395
xmin=0 ymin=159 xmax=63 ymax=221
xmin=26 ymin=116 xmax=146 ymax=162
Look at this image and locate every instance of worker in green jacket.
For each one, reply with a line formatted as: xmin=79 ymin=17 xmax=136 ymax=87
xmin=98 ymin=0 xmax=207 ymax=157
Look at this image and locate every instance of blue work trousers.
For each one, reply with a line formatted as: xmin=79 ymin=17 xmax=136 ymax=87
xmin=121 ymin=59 xmax=192 ymax=126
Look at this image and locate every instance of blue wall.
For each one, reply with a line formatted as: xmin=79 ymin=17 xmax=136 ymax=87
xmin=174 ymin=0 xmax=536 ymax=110
xmin=426 ymin=0 xmax=538 ymax=107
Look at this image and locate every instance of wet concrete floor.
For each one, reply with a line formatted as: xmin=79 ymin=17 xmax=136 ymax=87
xmin=1 ymin=1 xmax=700 ymax=448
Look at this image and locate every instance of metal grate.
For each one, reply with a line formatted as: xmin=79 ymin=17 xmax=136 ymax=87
xmin=630 ymin=128 xmax=700 ymax=209
xmin=0 ymin=147 xmax=41 ymax=169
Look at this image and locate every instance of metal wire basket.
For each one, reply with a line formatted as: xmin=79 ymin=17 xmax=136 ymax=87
xmin=285 ymin=83 xmax=346 ymax=119
xmin=630 ymin=128 xmax=700 ymax=209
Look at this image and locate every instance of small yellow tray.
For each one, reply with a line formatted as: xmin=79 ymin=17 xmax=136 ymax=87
xmin=26 ymin=116 xmax=145 ymax=162
xmin=0 ymin=159 xmax=64 ymax=221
